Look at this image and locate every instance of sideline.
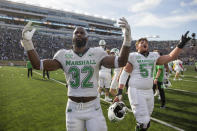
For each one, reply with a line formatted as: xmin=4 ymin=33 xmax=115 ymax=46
xmin=169 ymin=78 xmax=197 ymax=83
xmin=167 ymin=88 xmax=197 ymax=94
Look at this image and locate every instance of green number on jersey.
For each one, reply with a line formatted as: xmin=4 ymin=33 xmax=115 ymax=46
xmin=68 ymin=66 xmax=80 ymax=88
xmin=139 ymin=63 xmax=154 ymax=78
xmin=81 ymin=66 xmax=94 ymax=88
xmin=68 ymin=66 xmax=94 ymax=88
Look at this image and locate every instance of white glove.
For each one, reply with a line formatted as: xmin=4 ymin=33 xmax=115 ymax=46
xmin=21 ymin=21 xmax=36 ymax=51
xmin=118 ymin=17 xmax=132 ymax=47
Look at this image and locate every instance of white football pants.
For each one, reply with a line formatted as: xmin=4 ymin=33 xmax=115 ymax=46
xmin=110 ymin=73 xmax=119 ymax=89
xmin=66 ymin=97 xmax=107 ymax=131
xmin=128 ymin=87 xmax=154 ymax=128
xmin=99 ymin=72 xmax=111 ymax=88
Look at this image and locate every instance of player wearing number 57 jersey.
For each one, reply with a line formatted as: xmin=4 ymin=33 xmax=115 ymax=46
xmin=114 ymin=32 xmax=191 ymax=131
xmin=128 ymin=52 xmax=159 ymax=89
xmin=20 ymin=17 xmax=131 ymax=131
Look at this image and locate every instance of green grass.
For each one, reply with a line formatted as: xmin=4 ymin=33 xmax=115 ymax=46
xmin=0 ymin=65 xmax=197 ymax=131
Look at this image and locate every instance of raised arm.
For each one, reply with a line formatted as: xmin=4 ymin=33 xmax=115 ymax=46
xmin=21 ymin=21 xmax=62 ymax=71
xmin=156 ymin=31 xmax=191 ymax=65
xmin=101 ymin=17 xmax=131 ymax=68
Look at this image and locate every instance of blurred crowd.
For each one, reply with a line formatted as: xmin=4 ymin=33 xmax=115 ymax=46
xmin=0 ymin=26 xmax=196 ymax=65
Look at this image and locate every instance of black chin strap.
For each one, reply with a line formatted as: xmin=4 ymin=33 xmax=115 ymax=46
xmin=140 ymin=51 xmax=149 ymax=57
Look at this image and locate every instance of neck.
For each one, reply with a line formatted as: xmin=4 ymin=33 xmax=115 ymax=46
xmin=138 ymin=50 xmax=149 ymax=57
xmin=73 ymin=45 xmax=87 ymax=53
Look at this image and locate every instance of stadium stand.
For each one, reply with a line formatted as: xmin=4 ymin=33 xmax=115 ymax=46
xmin=0 ymin=0 xmax=196 ymax=65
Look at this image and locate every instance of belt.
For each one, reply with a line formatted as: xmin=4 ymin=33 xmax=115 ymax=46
xmin=69 ymin=96 xmax=97 ymax=103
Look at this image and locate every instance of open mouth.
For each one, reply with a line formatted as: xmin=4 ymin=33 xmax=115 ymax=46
xmin=143 ymin=45 xmax=147 ymax=48
xmin=76 ymin=38 xmax=82 ymax=41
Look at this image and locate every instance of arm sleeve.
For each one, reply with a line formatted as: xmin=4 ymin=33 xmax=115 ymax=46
xmin=53 ymin=49 xmax=65 ymax=66
xmin=154 ymin=52 xmax=160 ymax=61
xmin=158 ymin=65 xmax=163 ymax=70
xmin=128 ymin=53 xmax=135 ymax=64
xmin=97 ymin=47 xmax=108 ymax=62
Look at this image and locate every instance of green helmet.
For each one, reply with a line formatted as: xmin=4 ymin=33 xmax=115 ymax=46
xmin=110 ymin=48 xmax=119 ymax=56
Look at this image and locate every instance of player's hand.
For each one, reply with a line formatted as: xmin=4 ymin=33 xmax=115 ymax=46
xmin=113 ymin=96 xmax=120 ymax=103
xmin=21 ymin=21 xmax=36 ymax=51
xmin=22 ymin=21 xmax=36 ymax=41
xmin=154 ymin=79 xmax=158 ymax=85
xmin=118 ymin=17 xmax=131 ymax=46
xmin=177 ymin=31 xmax=191 ymax=49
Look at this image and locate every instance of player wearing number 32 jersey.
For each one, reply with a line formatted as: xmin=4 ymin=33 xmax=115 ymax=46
xmin=54 ymin=47 xmax=108 ymax=97
xmin=20 ymin=17 xmax=131 ymax=131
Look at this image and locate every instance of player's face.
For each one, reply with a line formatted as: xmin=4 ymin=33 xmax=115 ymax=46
xmin=72 ymin=27 xmax=88 ymax=48
xmin=137 ymin=40 xmax=149 ymax=53
xmin=110 ymin=52 xmax=115 ymax=56
xmin=100 ymin=45 xmax=106 ymax=50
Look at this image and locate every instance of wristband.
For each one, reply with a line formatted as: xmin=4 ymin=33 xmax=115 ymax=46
xmin=40 ymin=60 xmax=44 ymax=70
xmin=21 ymin=40 xmax=34 ymax=51
xmin=114 ymin=56 xmax=119 ymax=68
xmin=116 ymin=88 xmax=123 ymax=96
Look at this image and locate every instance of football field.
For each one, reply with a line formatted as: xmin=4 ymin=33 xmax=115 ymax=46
xmin=0 ymin=66 xmax=197 ymax=131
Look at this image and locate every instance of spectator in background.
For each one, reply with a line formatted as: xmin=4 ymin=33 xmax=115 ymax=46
xmin=153 ymin=50 xmax=166 ymax=109
xmin=195 ymin=61 xmax=197 ymax=72
xmin=26 ymin=60 xmax=33 ymax=78
xmin=43 ymin=69 xmax=50 ymax=79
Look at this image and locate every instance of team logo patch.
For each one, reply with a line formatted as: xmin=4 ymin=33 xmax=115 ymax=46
xmin=136 ymin=56 xmax=141 ymax=59
xmin=95 ymin=107 xmax=100 ymax=111
xmin=67 ymin=109 xmax=72 ymax=112
xmin=65 ymin=54 xmax=73 ymax=59
xmin=88 ymin=53 xmax=94 ymax=57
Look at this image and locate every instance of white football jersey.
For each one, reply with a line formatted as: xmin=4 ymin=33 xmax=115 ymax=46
xmin=128 ymin=52 xmax=160 ymax=90
xmin=99 ymin=66 xmax=111 ymax=74
xmin=53 ymin=47 xmax=108 ymax=97
xmin=174 ymin=59 xmax=183 ymax=70
xmin=114 ymin=68 xmax=121 ymax=74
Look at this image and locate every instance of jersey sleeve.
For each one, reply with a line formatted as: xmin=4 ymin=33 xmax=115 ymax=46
xmin=95 ymin=47 xmax=108 ymax=62
xmin=157 ymin=65 xmax=164 ymax=70
xmin=53 ymin=49 xmax=66 ymax=66
xmin=128 ymin=53 xmax=135 ymax=64
xmin=153 ymin=52 xmax=160 ymax=61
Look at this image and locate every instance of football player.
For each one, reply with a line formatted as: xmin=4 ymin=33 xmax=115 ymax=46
xmin=152 ymin=50 xmax=166 ymax=108
xmin=114 ymin=32 xmax=191 ymax=131
xmin=20 ymin=17 xmax=131 ymax=131
xmin=173 ymin=58 xmax=184 ymax=80
xmin=167 ymin=61 xmax=174 ymax=75
xmin=109 ymin=48 xmax=121 ymax=96
xmin=195 ymin=61 xmax=197 ymax=72
xmin=98 ymin=46 xmax=112 ymax=102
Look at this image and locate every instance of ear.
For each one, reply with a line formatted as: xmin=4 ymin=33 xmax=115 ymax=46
xmin=86 ymin=36 xmax=88 ymax=41
xmin=136 ymin=45 xmax=138 ymax=50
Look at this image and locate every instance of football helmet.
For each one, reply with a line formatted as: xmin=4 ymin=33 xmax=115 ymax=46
xmin=108 ymin=102 xmax=127 ymax=122
xmin=99 ymin=40 xmax=106 ymax=46
xmin=110 ymin=48 xmax=119 ymax=56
